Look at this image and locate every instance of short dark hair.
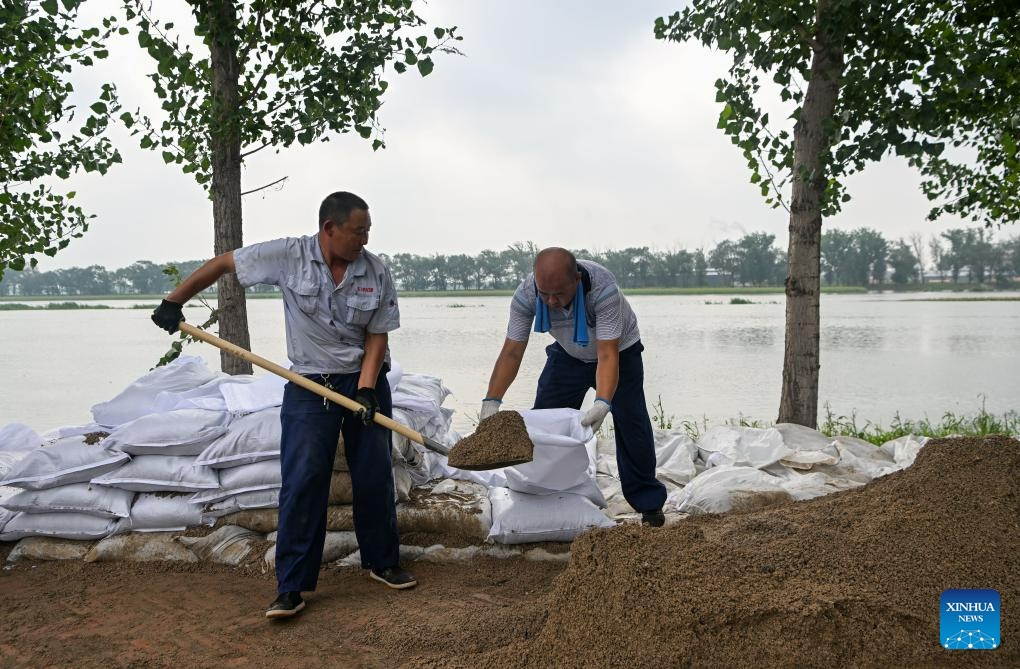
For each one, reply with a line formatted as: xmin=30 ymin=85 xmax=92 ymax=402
xmin=318 ymin=191 xmax=368 ymax=229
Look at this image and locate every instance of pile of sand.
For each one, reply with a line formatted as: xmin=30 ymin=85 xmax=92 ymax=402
xmin=447 ymin=411 xmax=534 ymax=471
xmin=424 ymin=435 xmax=1018 ymax=667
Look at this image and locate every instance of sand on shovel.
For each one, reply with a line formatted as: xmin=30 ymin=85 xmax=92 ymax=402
xmin=447 ymin=411 xmax=534 ymax=471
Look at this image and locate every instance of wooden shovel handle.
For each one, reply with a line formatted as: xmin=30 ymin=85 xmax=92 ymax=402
xmin=178 ymin=322 xmax=436 ymax=450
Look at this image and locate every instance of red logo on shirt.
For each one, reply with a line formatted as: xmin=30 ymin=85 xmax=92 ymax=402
xmin=357 ymin=287 xmax=374 ymax=293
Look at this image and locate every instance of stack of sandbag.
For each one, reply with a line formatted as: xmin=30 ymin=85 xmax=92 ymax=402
xmin=487 ymin=409 xmax=614 ymax=544
xmin=596 ymin=428 xmax=701 ymax=519
xmin=662 ymin=424 xmax=930 ymax=516
xmin=0 ymin=430 xmax=131 ymax=541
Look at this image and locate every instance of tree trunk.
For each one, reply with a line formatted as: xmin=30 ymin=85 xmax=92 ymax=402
xmin=208 ymin=0 xmax=252 ymax=374
xmin=778 ymin=3 xmax=843 ymax=428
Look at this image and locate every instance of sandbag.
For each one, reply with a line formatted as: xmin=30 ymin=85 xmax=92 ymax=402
xmin=775 ymin=423 xmax=840 ymax=469
xmin=0 ymin=423 xmax=42 ymax=452
xmin=882 ymin=434 xmax=929 ymax=468
xmin=123 ymin=493 xmax=206 ymax=532
xmin=696 ymin=426 xmax=793 ymax=469
xmin=3 ymin=483 xmax=134 ymax=519
xmin=487 ymin=487 xmax=614 ymax=545
xmin=504 ymin=408 xmax=596 ymax=495
xmin=6 ymin=536 xmax=93 ymax=562
xmin=0 ymin=511 xmax=118 ymax=541
xmin=190 ymin=459 xmax=280 ymax=504
xmin=195 ymin=407 xmax=281 ymax=468
xmin=201 ymin=488 xmax=280 ymax=520
xmin=263 ymin=531 xmax=359 ymax=569
xmin=85 ymin=533 xmax=198 ymax=563
xmin=151 ymin=375 xmax=256 ymax=413
xmin=91 ymin=455 xmax=219 ymax=493
xmin=0 ymin=436 xmax=129 ymax=490
xmin=91 ymin=356 xmax=220 ymax=428
xmin=176 ymin=525 xmax=263 ymax=566
xmin=103 ymin=409 xmax=229 ymax=456
xmin=654 ymin=429 xmax=700 ymax=487
xmin=333 ymin=434 xmax=348 ymax=472
xmin=675 ymin=466 xmax=792 ymax=516
xmin=0 ymin=507 xmax=14 ymax=534
xmin=219 ymin=374 xmax=286 ymax=415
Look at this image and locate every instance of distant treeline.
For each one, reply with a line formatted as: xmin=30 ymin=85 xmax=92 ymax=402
xmin=1 ymin=227 xmax=1017 ymax=296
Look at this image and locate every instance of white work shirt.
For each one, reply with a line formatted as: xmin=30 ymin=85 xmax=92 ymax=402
xmin=233 ymin=235 xmax=399 ymax=374
xmin=506 ymin=260 xmax=640 ymax=362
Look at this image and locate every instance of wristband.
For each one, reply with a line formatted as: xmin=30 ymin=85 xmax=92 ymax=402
xmin=594 ymin=397 xmax=612 ymax=409
xmin=482 ymin=397 xmax=503 ymax=403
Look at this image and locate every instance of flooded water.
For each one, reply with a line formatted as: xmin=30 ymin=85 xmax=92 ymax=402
xmin=1 ymin=293 xmax=1018 ymax=434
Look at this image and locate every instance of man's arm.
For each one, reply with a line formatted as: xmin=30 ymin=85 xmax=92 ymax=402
xmin=593 ymin=338 xmax=620 ymax=402
xmin=359 ymin=331 xmax=388 ymax=390
xmin=485 ymin=337 xmax=529 ymax=400
xmin=152 ymin=252 xmax=236 ymax=333
xmin=168 ymin=252 xmax=236 ymax=304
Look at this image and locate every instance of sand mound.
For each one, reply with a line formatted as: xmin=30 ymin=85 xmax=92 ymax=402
xmin=447 ymin=411 xmax=534 ymax=470
xmin=427 ymin=435 xmax=1019 ymax=667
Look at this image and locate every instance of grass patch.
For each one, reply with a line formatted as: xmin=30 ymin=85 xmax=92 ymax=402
xmin=729 ymin=297 xmax=754 ymax=305
xmin=0 ymin=302 xmax=113 ymax=310
xmin=645 ymin=396 xmax=1017 ymax=445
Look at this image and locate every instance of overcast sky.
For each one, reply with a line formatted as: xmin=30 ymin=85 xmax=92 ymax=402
xmin=40 ymin=0 xmax=977 ymax=272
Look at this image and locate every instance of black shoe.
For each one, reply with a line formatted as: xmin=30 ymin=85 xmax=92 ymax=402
xmin=265 ymin=591 xmax=304 ymax=619
xmin=641 ymin=509 xmax=666 ymax=527
xmin=370 ymin=565 xmax=418 ymax=590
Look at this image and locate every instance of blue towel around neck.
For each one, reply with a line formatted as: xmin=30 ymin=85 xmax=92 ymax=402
xmin=533 ymin=278 xmax=589 ymax=346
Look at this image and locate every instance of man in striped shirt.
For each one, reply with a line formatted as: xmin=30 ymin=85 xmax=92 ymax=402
xmin=481 ymin=247 xmax=666 ymax=526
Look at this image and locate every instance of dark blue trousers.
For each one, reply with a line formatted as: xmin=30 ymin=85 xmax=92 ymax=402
xmin=276 ymin=367 xmax=399 ymax=593
xmin=533 ymin=340 xmax=667 ymax=514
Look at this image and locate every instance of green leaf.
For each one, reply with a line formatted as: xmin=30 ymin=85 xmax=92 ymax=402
xmin=162 ymin=151 xmax=175 ymax=164
xmin=41 ymin=0 xmax=58 ymax=15
xmin=90 ymin=102 xmax=107 ymax=115
xmin=417 ymin=58 xmax=434 ymax=77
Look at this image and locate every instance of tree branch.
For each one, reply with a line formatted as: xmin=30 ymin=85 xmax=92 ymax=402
xmin=241 ymin=175 xmax=288 ymax=196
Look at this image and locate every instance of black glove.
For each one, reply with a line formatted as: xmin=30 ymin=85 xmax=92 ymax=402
xmin=354 ymin=387 xmax=379 ymax=426
xmin=151 ymin=299 xmax=185 ymax=334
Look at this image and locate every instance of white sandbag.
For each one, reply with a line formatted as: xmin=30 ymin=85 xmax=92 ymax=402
xmin=882 ymin=434 xmax=929 ymax=468
xmin=0 ymin=423 xmax=42 ymax=452
xmin=123 ymin=493 xmax=206 ymax=532
xmin=85 ymin=533 xmax=198 ymax=563
xmin=386 ymin=359 xmax=403 ymax=389
xmin=696 ymin=426 xmax=793 ymax=469
xmin=0 ymin=436 xmax=130 ymax=490
xmin=3 ymin=483 xmax=134 ymax=518
xmin=338 ymin=543 xmax=429 ymax=567
xmin=821 ymin=436 xmax=899 ymax=482
xmin=220 ymin=374 xmax=287 ymax=415
xmin=195 ymin=408 xmax=280 ymax=468
xmin=654 ymin=429 xmax=700 ymax=486
xmin=487 ymin=487 xmax=614 ymax=544
xmin=103 ymin=409 xmax=230 ymax=456
xmin=674 ymin=466 xmax=792 ymax=516
xmin=6 ymin=536 xmax=92 ymax=562
xmin=504 ymin=408 xmax=596 ymax=495
xmin=0 ymin=451 xmax=30 ymax=479
xmin=774 ymin=423 xmax=840 ymax=469
xmin=264 ymin=531 xmax=359 ymax=569
xmin=40 ymin=423 xmax=104 ymax=441
xmin=189 ymin=459 xmax=280 ymax=504
xmin=91 ymin=356 xmax=221 ymax=427
xmin=201 ymin=488 xmax=280 ymax=521
xmin=91 ymin=455 xmax=219 ymax=493
xmin=428 ymin=452 xmax=508 ymax=489
xmin=0 ymin=507 xmax=15 ymax=534
xmin=0 ymin=511 xmax=118 ymax=541
xmin=176 ymin=525 xmax=263 ymax=566
xmin=394 ymin=373 xmax=450 ymax=405
xmin=151 ymin=375 xmax=256 ymax=413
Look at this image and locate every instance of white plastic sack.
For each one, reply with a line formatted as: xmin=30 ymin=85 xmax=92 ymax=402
xmin=386 ymin=359 xmax=403 ymax=389
xmin=823 ymin=436 xmax=899 ymax=483
xmin=2 ymin=483 xmax=134 ymax=518
xmin=91 ymin=455 xmax=219 ymax=493
xmin=0 ymin=423 xmax=42 ymax=452
xmin=264 ymin=530 xmax=359 ymax=569
xmin=104 ymin=409 xmax=230 ymax=456
xmin=219 ymin=374 xmax=287 ymax=415
xmin=40 ymin=423 xmax=104 ymax=441
xmin=775 ymin=423 xmax=840 ymax=469
xmin=85 ymin=534 xmax=198 ymax=563
xmin=6 ymin=537 xmax=92 ymax=561
xmin=696 ymin=426 xmax=793 ymax=469
xmin=177 ymin=525 xmax=263 ymax=565
xmin=674 ymin=466 xmax=792 ymax=515
xmin=0 ymin=511 xmax=118 ymax=541
xmin=123 ymin=493 xmax=206 ymax=532
xmin=655 ymin=429 xmax=700 ymax=487
xmin=0 ymin=507 xmax=14 ymax=534
xmin=882 ymin=434 xmax=929 ymax=469
xmin=487 ymin=487 xmax=614 ymax=544
xmin=0 ymin=436 xmax=130 ymax=490
xmin=504 ymin=408 xmax=596 ymax=495
xmin=190 ymin=459 xmax=280 ymax=504
xmin=151 ymin=375 xmax=256 ymax=413
xmin=201 ymin=488 xmax=280 ymax=520
xmin=195 ymin=408 xmax=281 ymax=468
xmin=91 ymin=356 xmax=221 ymax=427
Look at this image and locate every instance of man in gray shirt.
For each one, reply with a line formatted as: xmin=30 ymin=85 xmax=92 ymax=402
xmin=151 ymin=192 xmax=414 ymax=620
xmin=481 ymin=247 xmax=667 ymax=525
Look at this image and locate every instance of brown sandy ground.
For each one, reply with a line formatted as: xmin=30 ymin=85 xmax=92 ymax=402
xmin=0 ymin=555 xmax=563 ymax=669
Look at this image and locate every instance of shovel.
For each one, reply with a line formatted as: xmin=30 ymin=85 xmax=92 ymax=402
xmin=178 ymin=322 xmax=451 ymax=457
